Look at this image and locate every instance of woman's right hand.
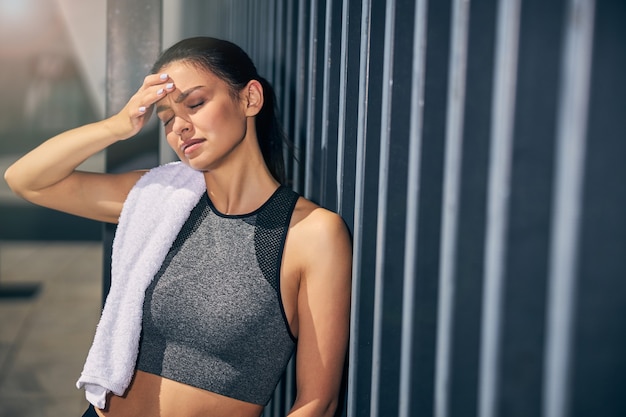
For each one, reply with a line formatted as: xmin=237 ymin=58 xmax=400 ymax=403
xmin=107 ymin=73 xmax=176 ymax=140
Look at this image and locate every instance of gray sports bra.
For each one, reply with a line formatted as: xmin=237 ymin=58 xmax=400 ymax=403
xmin=136 ymin=186 xmax=299 ymax=405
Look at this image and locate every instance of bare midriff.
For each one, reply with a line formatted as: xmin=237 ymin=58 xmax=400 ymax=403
xmin=95 ymin=370 xmax=264 ymax=417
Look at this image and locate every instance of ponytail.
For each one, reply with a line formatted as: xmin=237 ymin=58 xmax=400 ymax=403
xmin=255 ymin=77 xmax=286 ymax=184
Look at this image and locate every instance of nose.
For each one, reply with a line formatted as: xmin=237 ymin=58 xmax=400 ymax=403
xmin=172 ymin=116 xmax=193 ymax=138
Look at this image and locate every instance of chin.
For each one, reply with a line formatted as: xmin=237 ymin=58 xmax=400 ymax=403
xmin=182 ymin=157 xmax=212 ymax=173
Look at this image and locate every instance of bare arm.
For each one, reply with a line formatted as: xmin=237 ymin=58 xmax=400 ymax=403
xmin=4 ymin=73 xmax=176 ymax=223
xmin=288 ymin=209 xmax=352 ymax=417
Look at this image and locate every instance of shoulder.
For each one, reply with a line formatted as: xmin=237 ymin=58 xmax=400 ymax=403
xmin=288 ymin=196 xmax=353 ymax=273
xmin=128 ymin=162 xmax=205 ymax=198
xmin=291 ymin=197 xmax=351 ymax=240
xmin=137 ymin=161 xmax=198 ymax=184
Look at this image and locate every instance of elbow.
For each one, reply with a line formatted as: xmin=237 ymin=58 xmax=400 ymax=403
xmin=323 ymin=399 xmax=339 ymax=417
xmin=4 ymin=165 xmax=30 ymax=200
xmin=4 ymin=166 xmax=19 ymax=195
xmin=289 ymin=396 xmax=340 ymax=417
xmin=312 ymin=399 xmax=338 ymax=417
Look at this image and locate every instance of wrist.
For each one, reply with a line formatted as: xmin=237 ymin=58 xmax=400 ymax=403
xmin=101 ymin=114 xmax=135 ymax=141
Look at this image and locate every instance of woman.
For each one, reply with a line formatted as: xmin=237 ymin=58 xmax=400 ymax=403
xmin=4 ymin=37 xmax=352 ymax=417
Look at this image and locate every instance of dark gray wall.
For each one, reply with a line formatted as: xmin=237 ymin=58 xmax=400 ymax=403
xmin=107 ymin=1 xmax=626 ymax=416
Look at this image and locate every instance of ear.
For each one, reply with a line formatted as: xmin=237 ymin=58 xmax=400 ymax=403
xmin=242 ymin=79 xmax=264 ymax=117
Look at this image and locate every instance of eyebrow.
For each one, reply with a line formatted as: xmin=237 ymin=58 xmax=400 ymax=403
xmin=156 ymin=85 xmax=205 ymax=113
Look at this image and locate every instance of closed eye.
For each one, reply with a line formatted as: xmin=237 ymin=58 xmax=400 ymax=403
xmin=159 ymin=99 xmax=204 ymax=127
xmin=188 ymin=101 xmax=204 ymax=110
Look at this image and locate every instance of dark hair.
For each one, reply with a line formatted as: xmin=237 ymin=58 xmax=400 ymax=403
xmin=152 ymin=37 xmax=286 ymax=184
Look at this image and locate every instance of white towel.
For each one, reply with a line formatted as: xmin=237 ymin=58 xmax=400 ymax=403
xmin=76 ymin=161 xmax=206 ymax=409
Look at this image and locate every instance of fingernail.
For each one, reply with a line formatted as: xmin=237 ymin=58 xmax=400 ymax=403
xmin=166 ymin=82 xmax=174 ymax=89
xmin=160 ymin=73 xmax=168 ymax=80
xmin=138 ymin=106 xmax=146 ymax=113
xmin=157 ymin=88 xmax=164 ymax=95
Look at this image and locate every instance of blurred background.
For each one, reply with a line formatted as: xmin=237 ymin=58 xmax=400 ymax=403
xmin=0 ymin=0 xmax=105 ymax=241
xmin=0 ymin=1 xmax=105 ymax=416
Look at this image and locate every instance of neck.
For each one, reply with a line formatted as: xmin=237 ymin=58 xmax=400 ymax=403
xmin=202 ymin=155 xmax=280 ymax=216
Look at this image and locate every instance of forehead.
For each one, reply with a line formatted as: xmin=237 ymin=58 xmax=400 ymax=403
xmin=160 ymin=61 xmax=224 ymax=89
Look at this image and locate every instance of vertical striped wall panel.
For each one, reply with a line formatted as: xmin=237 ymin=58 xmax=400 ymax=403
xmin=108 ymin=0 xmax=625 ymax=415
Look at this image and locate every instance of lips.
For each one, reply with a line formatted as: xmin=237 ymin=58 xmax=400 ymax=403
xmin=180 ymin=138 xmax=205 ymax=155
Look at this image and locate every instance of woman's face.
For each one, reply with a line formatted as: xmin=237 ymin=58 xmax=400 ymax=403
xmin=155 ymin=61 xmax=250 ymax=171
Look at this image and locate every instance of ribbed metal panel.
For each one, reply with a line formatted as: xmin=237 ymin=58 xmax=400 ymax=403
xmin=543 ymin=1 xmax=596 ymax=416
xmin=103 ymin=0 xmax=626 ymax=415
xmin=435 ymin=0 xmax=470 ymax=415
xmin=399 ymin=3 xmax=429 ymax=417
xmin=478 ymin=1 xmax=521 ymax=416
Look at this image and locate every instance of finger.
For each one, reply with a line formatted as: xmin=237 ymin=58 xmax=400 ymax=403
xmin=155 ymin=81 xmax=176 ymax=98
xmin=135 ymin=81 xmax=175 ymax=115
xmin=141 ymin=72 xmax=171 ymax=88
